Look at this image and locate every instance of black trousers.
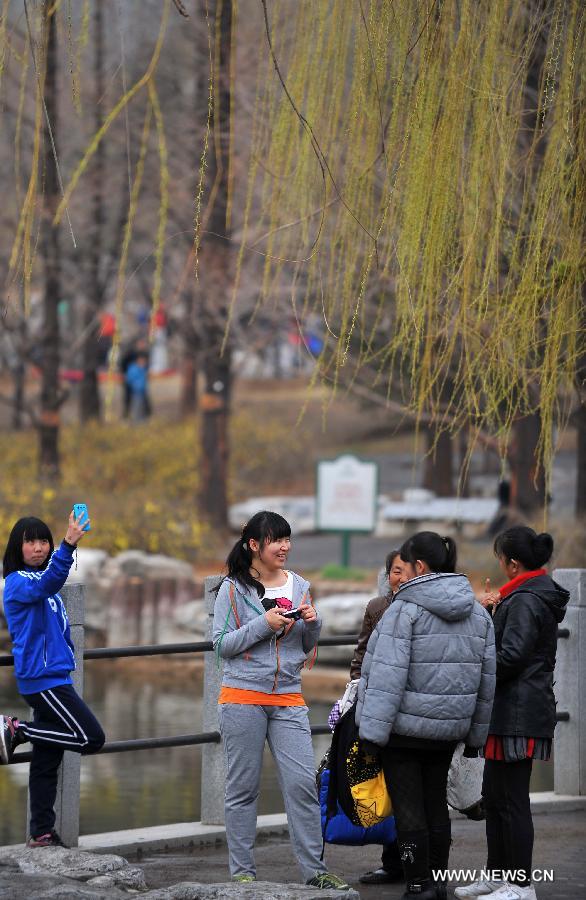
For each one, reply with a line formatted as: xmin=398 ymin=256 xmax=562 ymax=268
xmin=483 ymin=758 xmax=534 ymax=885
xmin=381 ymin=742 xmax=456 ymax=883
xmin=20 ymin=684 xmax=105 ymax=837
xmin=381 ymin=837 xmax=403 ymax=873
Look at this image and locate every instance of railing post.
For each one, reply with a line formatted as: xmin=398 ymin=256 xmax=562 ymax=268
xmin=552 ymin=568 xmax=585 ymax=796
xmin=200 ymin=575 xmax=225 ymax=825
xmin=54 ymin=583 xmax=84 ymax=846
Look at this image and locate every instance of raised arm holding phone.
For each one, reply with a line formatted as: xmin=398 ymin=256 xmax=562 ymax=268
xmin=0 ymin=510 xmax=105 ymax=848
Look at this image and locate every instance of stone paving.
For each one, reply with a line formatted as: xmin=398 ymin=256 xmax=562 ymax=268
xmin=134 ymin=809 xmax=586 ymax=899
xmin=0 ymin=809 xmax=583 ymax=899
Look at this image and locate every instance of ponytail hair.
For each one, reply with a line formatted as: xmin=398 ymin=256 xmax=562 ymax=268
xmin=221 ymin=510 xmax=292 ymax=598
xmin=399 ymin=531 xmax=457 ymax=573
xmin=493 ymin=525 xmax=553 ymax=570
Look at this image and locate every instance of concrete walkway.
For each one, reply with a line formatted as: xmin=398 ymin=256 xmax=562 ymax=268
xmin=127 ymin=807 xmax=586 ymax=899
xmin=1 ymin=805 xmax=584 ymax=898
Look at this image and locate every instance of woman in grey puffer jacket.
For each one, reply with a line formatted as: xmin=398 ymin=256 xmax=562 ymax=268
xmin=356 ymin=532 xmax=496 ymax=900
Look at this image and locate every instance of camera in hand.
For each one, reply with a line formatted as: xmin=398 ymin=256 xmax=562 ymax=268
xmin=281 ymin=607 xmax=303 ymax=621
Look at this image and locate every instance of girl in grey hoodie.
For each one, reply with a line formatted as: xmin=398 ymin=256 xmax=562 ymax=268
xmin=356 ymin=531 xmax=496 ymax=900
xmin=212 ymin=510 xmax=349 ymax=891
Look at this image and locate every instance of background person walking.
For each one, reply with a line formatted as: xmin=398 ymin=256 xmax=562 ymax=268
xmin=0 ymin=513 xmax=105 ymax=847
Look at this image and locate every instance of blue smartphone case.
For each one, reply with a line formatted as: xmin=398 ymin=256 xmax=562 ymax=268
xmin=73 ymin=503 xmax=91 ymax=531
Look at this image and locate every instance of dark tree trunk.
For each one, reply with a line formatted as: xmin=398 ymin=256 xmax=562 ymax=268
xmin=11 ymin=315 xmax=27 ymax=430
xmin=181 ymin=353 xmax=199 ymax=416
xmin=508 ymin=412 xmax=546 ymax=514
xmin=576 ymin=404 xmax=586 ymax=519
xmin=180 ymin=287 xmax=199 ymax=417
xmin=576 ymin=287 xmax=586 ymax=518
xmin=12 ymin=362 xmax=26 ymax=430
xmin=39 ymin=2 xmax=61 ymax=480
xmin=458 ymin=426 xmax=471 ymax=497
xmin=423 ymin=424 xmax=454 ymax=496
xmin=80 ymin=0 xmax=104 ymax=422
xmin=197 ymin=0 xmax=232 ymax=530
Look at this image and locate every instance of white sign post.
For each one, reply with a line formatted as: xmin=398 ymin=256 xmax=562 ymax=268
xmin=316 ymin=454 xmax=378 ymax=567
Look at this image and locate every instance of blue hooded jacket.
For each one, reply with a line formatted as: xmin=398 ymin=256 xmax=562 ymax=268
xmin=2 ymin=541 xmax=76 ymax=694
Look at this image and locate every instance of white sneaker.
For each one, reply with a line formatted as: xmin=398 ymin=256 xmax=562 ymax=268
xmin=454 ymin=880 xmax=505 ymax=899
xmin=485 ymin=885 xmax=536 ymax=900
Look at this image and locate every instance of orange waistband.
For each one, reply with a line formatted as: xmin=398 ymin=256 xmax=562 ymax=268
xmin=218 ymin=686 xmax=305 ymax=706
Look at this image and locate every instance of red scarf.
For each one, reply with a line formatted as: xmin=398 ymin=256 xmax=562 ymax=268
xmin=498 ymin=569 xmax=546 ymax=599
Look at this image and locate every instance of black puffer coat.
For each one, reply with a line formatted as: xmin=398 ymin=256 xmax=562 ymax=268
xmin=489 ymin=574 xmax=569 ymax=738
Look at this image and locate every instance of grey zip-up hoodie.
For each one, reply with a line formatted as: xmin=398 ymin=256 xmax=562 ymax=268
xmin=356 ymin=572 xmax=496 ymax=747
xmin=212 ymin=572 xmax=321 ymax=694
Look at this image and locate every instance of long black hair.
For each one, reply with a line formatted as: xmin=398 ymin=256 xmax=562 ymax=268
xmin=493 ymin=525 xmax=553 ymax=570
xmin=399 ymin=530 xmax=457 ymax=573
xmin=3 ymin=517 xmax=55 ymax=578
xmin=223 ymin=510 xmax=292 ymax=598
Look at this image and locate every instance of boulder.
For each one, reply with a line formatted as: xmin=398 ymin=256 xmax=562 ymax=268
xmin=0 ymin=845 xmax=146 ymax=895
xmin=142 ymin=881 xmax=359 ymax=900
xmin=314 ymin=593 xmax=371 ymax=665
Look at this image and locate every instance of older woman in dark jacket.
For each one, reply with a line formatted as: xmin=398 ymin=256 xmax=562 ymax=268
xmin=455 ymin=527 xmax=569 ymax=900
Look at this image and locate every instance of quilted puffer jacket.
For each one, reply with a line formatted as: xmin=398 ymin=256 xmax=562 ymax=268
xmin=355 ymin=572 xmax=496 ymax=747
xmin=489 ymin=574 xmax=568 ymax=738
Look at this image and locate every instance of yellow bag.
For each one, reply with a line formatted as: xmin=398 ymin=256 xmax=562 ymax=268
xmin=347 ymin=740 xmax=393 ymax=827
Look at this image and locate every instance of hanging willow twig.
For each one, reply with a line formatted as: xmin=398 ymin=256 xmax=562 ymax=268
xmin=243 ymin=0 xmax=585 ymax=481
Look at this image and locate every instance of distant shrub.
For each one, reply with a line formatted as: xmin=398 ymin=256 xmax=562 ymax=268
xmin=0 ymin=413 xmax=308 ymax=563
xmin=319 ymin=563 xmax=368 ymax=581
xmin=0 ymin=420 xmax=207 ymax=561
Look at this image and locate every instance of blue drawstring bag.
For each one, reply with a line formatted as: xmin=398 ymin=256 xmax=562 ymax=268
xmin=317 ymin=749 xmax=396 ymax=846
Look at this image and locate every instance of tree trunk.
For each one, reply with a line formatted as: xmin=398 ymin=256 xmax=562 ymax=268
xmin=39 ymin=2 xmax=61 ymax=480
xmin=197 ymin=0 xmax=232 ymax=530
xmin=79 ymin=0 xmax=104 ymax=422
xmin=423 ymin=424 xmax=454 ymax=496
xmin=575 ymin=286 xmax=586 ymax=518
xmin=576 ymin=404 xmax=586 ymax=519
xmin=458 ymin=426 xmax=471 ymax=497
xmin=180 ymin=287 xmax=199 ymax=417
xmin=181 ymin=354 xmax=199 ymax=416
xmin=508 ymin=412 xmax=546 ymax=514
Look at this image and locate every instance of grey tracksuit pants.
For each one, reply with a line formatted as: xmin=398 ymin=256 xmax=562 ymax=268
xmin=218 ymin=703 xmax=326 ymax=881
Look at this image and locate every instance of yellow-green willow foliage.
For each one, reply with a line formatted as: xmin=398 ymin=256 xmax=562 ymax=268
xmin=241 ymin=0 xmax=585 ymax=466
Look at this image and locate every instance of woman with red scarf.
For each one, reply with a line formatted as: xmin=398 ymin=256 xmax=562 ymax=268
xmin=456 ymin=527 xmax=569 ymax=900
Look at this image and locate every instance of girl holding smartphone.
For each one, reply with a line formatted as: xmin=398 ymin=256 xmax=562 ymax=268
xmin=0 ymin=513 xmax=105 ymax=847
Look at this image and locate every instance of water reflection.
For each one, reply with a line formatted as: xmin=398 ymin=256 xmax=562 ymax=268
xmin=0 ymin=664 xmax=332 ymax=845
xmin=0 ymin=663 xmax=552 ymax=846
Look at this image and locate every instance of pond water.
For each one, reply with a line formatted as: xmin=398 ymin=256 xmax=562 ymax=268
xmin=0 ymin=662 xmax=553 ymax=846
xmin=0 ymin=663 xmax=333 ymax=846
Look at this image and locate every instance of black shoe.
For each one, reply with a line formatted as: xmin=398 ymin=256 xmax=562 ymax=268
xmin=402 ymin=881 xmax=439 ymax=900
xmin=0 ymin=715 xmax=22 ymax=764
xmin=360 ymin=867 xmax=404 ymax=884
xmin=462 ymin=799 xmax=485 ymax=821
xmin=27 ymin=830 xmax=68 ymax=848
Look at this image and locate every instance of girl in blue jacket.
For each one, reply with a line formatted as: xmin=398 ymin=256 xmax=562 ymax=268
xmin=0 ymin=513 xmax=105 ymax=847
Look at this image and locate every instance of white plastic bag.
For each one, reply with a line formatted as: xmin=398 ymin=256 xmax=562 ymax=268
xmin=338 ymin=679 xmax=360 ymax=716
xmin=447 ymin=742 xmax=485 ymax=813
